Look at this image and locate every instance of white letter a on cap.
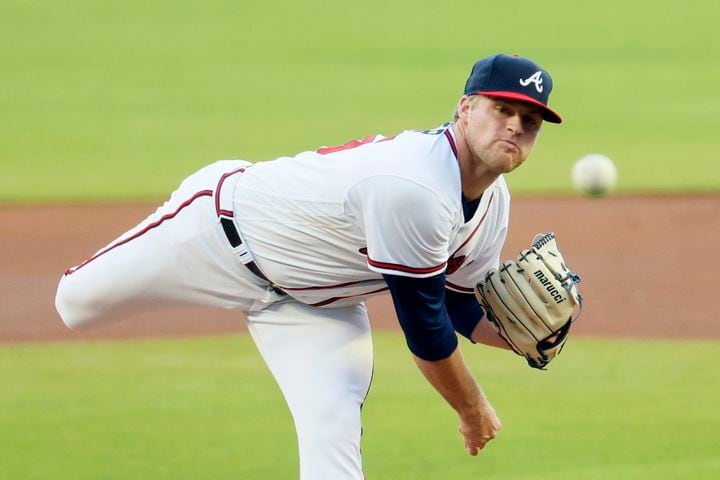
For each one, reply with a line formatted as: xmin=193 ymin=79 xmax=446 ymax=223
xmin=519 ymin=71 xmax=543 ymax=93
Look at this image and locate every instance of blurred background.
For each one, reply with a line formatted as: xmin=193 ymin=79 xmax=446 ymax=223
xmin=2 ymin=0 xmax=718 ymax=201
xmin=1 ymin=1 xmax=719 ymax=479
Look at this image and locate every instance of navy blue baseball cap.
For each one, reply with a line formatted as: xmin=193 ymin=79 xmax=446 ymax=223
xmin=464 ymin=53 xmax=562 ymax=123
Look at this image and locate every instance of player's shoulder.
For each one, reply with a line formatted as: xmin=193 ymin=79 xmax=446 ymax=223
xmin=389 ymin=122 xmax=459 ymax=171
xmin=310 ymin=122 xmax=454 ymax=159
xmin=388 ymin=124 xmax=461 ymax=198
xmin=302 ymin=122 xmax=461 ymax=199
xmin=394 ymin=122 xmax=456 ymax=147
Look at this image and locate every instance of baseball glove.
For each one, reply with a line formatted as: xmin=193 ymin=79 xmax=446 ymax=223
xmin=474 ymin=233 xmax=583 ymax=370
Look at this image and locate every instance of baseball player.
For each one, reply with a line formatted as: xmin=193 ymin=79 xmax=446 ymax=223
xmin=56 ymin=54 xmax=582 ymax=479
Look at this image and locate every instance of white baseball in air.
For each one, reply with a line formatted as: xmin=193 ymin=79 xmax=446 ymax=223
xmin=571 ymin=154 xmax=618 ymax=196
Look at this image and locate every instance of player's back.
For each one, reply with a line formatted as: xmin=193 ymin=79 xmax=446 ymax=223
xmin=232 ymin=125 xmax=462 ymax=302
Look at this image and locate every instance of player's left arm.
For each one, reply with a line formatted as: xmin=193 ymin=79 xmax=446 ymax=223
xmin=470 ymin=319 xmax=511 ymax=350
xmin=384 ymin=273 xmax=509 ymax=352
xmin=444 ymin=289 xmax=510 ymax=350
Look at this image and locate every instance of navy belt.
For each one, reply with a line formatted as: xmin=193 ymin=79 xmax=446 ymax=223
xmin=220 ymin=218 xmax=286 ymax=295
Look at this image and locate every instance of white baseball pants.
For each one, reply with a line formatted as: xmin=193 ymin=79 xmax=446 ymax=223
xmin=55 ymin=161 xmax=374 ymax=479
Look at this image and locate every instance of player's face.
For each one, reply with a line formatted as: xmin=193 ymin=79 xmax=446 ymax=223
xmin=458 ymin=95 xmax=543 ymax=174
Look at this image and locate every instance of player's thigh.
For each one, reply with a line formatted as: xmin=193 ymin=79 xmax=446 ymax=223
xmin=55 ymin=160 xmax=264 ymax=328
xmin=247 ymin=299 xmax=374 ymax=419
xmin=247 ymin=300 xmax=373 ymax=478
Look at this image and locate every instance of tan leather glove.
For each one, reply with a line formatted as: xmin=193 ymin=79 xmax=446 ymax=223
xmin=475 ymin=233 xmax=583 ymax=369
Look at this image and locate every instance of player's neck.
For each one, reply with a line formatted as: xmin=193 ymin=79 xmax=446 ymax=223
xmin=461 ymin=168 xmax=498 ymax=201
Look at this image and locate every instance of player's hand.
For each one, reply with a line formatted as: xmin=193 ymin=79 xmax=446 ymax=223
xmin=458 ymin=399 xmax=502 ymax=455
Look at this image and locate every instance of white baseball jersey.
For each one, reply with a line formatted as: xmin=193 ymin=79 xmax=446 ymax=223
xmin=56 ymin=122 xmax=511 ymax=480
xmin=231 ymin=123 xmax=510 ymax=307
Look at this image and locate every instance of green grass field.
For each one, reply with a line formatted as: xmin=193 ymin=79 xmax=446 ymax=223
xmin=1 ymin=334 xmax=718 ymax=479
xmin=3 ymin=1 xmax=719 ymax=478
xmin=1 ymin=0 xmax=719 ymax=202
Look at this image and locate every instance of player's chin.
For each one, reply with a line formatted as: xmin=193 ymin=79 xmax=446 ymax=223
xmin=492 ymin=153 xmax=524 ymax=174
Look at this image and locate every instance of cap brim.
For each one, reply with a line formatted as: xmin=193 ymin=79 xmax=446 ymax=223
xmin=475 ymin=91 xmax=563 ymax=124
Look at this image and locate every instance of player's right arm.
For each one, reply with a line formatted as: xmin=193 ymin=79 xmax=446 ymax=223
xmin=413 ymin=347 xmax=502 ymax=455
xmin=351 ymin=173 xmax=501 ymax=452
xmin=383 ymin=273 xmax=501 ymax=454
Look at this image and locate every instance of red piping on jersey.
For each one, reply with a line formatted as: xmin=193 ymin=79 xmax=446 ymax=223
xmin=317 ymin=135 xmax=378 ymax=155
xmin=444 ymin=129 xmax=458 ymax=159
xmin=214 ymin=167 xmax=246 ymax=217
xmin=281 ymin=279 xmax=377 ymax=291
xmin=310 ymin=287 xmax=389 ymax=307
xmin=446 ymin=281 xmax=474 ymax=293
xmin=451 ymin=191 xmax=495 ymax=256
xmin=64 ymin=190 xmax=213 ymax=275
xmin=367 ymin=258 xmax=447 ymax=275
xmin=445 ymin=190 xmax=496 ymax=282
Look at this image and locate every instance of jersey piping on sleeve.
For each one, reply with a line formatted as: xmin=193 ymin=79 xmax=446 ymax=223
xmin=367 ymin=258 xmax=447 ymax=275
xmin=446 ymin=280 xmax=475 ymax=294
xmin=356 ymin=176 xmax=456 ymax=279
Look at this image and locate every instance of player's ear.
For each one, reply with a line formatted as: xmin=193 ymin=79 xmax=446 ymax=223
xmin=457 ymin=95 xmax=474 ymax=120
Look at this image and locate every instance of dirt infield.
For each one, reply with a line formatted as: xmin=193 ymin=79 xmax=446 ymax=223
xmin=2 ymin=195 xmax=718 ymax=343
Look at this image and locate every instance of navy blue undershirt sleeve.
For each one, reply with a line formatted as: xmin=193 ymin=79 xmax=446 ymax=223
xmin=383 ymin=273 xmax=458 ymax=361
xmin=382 ymin=195 xmax=484 ymax=359
xmin=445 ymin=289 xmax=485 ymax=342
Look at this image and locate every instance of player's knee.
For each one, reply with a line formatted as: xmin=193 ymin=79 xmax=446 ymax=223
xmin=296 ymin=399 xmax=362 ymax=445
xmin=294 ymin=404 xmax=364 ymax=479
xmin=55 ymin=274 xmax=102 ymax=330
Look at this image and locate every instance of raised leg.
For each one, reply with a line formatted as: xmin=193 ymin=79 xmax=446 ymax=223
xmin=55 ymin=160 xmax=268 ymax=328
